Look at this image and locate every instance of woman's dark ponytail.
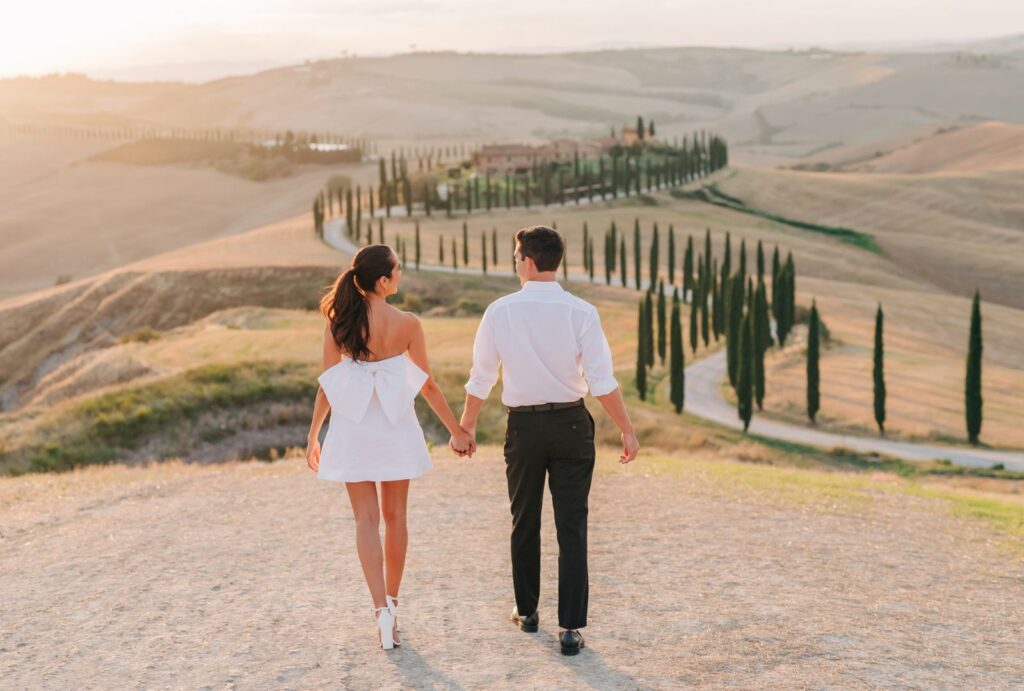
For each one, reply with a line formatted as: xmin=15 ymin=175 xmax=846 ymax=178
xmin=320 ymin=245 xmax=396 ymax=361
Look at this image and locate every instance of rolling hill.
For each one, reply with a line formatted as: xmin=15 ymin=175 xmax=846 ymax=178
xmin=847 ymin=121 xmax=1024 ymax=173
xmin=3 ymin=44 xmax=1022 ymax=165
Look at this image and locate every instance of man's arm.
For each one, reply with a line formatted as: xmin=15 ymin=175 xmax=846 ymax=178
xmin=461 ymin=306 xmax=500 ymax=456
xmin=595 ymin=387 xmax=639 ymax=464
xmin=580 ymin=307 xmax=639 ymax=464
xmin=460 ymin=393 xmax=487 ymax=445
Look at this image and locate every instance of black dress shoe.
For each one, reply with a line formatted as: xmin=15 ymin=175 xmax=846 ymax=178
xmin=510 ymin=607 xmax=538 ymax=632
xmin=559 ymin=629 xmax=585 ymax=656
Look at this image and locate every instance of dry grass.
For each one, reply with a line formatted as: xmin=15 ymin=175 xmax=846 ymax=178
xmin=847 ymin=121 xmax=1024 ymax=174
xmin=0 ymin=131 xmax=374 ymax=301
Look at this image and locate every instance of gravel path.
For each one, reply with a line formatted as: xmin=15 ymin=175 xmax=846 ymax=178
xmin=2 ymin=448 xmax=1023 ymax=689
xmin=685 ymin=350 xmax=1024 ymax=472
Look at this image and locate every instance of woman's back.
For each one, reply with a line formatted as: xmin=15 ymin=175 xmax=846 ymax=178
xmin=359 ymin=302 xmax=412 ymax=362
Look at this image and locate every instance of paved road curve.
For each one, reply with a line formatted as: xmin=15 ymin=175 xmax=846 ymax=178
xmin=323 ymin=218 xmax=1024 ymax=472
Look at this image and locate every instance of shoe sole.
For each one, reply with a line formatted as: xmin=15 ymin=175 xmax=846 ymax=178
xmin=512 ymin=615 xmax=538 ymax=633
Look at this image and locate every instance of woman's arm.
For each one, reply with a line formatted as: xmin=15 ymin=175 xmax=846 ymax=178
xmin=308 ymin=322 xmax=343 ymax=446
xmin=405 ymin=314 xmax=474 ymax=453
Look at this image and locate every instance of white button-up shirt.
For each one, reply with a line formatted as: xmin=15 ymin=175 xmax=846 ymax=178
xmin=464 ymin=280 xmax=619 ymax=406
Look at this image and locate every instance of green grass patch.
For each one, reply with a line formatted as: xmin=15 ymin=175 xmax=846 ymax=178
xmin=5 ymin=360 xmax=317 ymax=475
xmin=902 ymin=485 xmax=1024 ymax=555
xmin=671 ymin=184 xmax=882 ymax=254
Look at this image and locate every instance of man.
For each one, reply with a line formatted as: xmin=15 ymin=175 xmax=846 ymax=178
xmin=458 ymin=225 xmax=640 ymax=656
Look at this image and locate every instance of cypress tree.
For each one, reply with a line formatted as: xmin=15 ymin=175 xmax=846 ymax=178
xmin=633 ymin=219 xmax=641 ymax=290
xmin=636 ymin=300 xmax=648 ymax=400
xmin=439 ymin=235 xmax=444 ymax=264
xmin=606 ymin=224 xmax=614 ymax=272
xmin=807 ymin=300 xmax=820 ymax=424
xmin=726 ymin=275 xmax=745 ymax=388
xmin=873 ymin=304 xmax=886 ymax=435
xmin=699 ymin=258 xmax=710 ymax=346
xmin=345 ymin=187 xmax=354 ymax=235
xmin=775 ymin=262 xmax=788 ymax=346
xmin=704 ymin=228 xmax=712 ymax=279
xmin=645 ymin=289 xmax=655 ymax=367
xmin=757 ymin=240 xmax=765 ymax=287
xmin=737 ymin=311 xmax=754 ymax=432
xmin=689 ymin=293 xmax=699 ymax=354
xmin=965 ymin=290 xmax=983 ymax=445
xmin=582 ymin=222 xmax=589 ymax=273
xmin=604 ymin=232 xmax=612 ymax=284
xmin=482 ymin=232 xmax=488 ymax=275
xmin=619 ymin=237 xmax=627 ymax=287
xmin=668 ymin=225 xmax=676 ymax=286
xmin=738 ymin=239 xmax=747 ymax=284
xmin=787 ymin=253 xmax=796 ymax=340
xmin=683 ymin=235 xmax=694 ymax=303
xmin=649 ymin=223 xmax=659 ymax=288
xmin=657 ymin=280 xmax=667 ymax=364
xmin=588 ymin=237 xmax=595 ymax=282
xmin=462 ymin=222 xmax=469 ymax=265
xmin=492 ymin=228 xmax=498 ymax=266
xmin=711 ymin=259 xmax=721 ymax=341
xmin=670 ymin=289 xmax=685 ymax=413
xmin=771 ymin=245 xmax=781 ymax=315
xmin=415 ymin=221 xmax=421 ymax=270
xmin=379 ymin=217 xmax=385 ymax=245
xmin=721 ymin=231 xmax=732 ymax=288
xmin=754 ymin=281 xmax=768 ymax=410
xmin=783 ymin=252 xmax=797 ymax=346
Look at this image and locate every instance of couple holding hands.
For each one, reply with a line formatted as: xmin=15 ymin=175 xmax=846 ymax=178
xmin=306 ymin=225 xmax=639 ymax=654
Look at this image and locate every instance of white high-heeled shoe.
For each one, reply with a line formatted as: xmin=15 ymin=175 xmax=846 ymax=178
xmin=374 ymin=603 xmax=397 ymax=650
xmin=386 ymin=595 xmax=400 ymax=646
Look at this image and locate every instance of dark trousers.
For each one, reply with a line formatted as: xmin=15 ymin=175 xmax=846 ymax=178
xmin=503 ymin=403 xmax=596 ymax=630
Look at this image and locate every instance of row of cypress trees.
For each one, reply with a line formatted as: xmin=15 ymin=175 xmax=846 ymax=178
xmin=356 ymin=214 xmax=987 ymax=448
xmin=633 ymin=231 xmax=798 ymax=421
xmin=316 ymin=131 xmax=728 ymax=232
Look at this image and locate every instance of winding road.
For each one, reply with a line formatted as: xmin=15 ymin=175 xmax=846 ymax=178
xmin=323 ymin=217 xmax=1024 ymax=472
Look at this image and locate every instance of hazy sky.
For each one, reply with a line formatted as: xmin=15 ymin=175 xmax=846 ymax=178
xmin=3 ymin=0 xmax=1022 ymax=80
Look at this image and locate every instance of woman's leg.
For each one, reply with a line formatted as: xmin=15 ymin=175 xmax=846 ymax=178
xmin=344 ymin=481 xmax=386 ymax=608
xmin=380 ymin=479 xmax=410 ymax=598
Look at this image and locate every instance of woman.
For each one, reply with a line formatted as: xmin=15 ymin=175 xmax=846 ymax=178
xmin=306 ymin=244 xmax=475 ymax=650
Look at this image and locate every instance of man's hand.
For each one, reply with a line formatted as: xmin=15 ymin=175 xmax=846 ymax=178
xmin=450 ymin=426 xmax=476 ymax=457
xmin=619 ymin=430 xmax=640 ymax=464
xmin=306 ymin=438 xmax=321 ymax=471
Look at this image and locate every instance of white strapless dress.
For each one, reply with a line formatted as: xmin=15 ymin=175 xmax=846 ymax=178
xmin=316 ymin=353 xmax=433 ymax=483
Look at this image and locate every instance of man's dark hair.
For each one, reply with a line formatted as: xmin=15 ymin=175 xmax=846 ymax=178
xmin=515 ymin=225 xmax=563 ymax=272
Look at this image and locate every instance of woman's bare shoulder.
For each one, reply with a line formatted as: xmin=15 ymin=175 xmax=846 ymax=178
xmin=398 ymin=309 xmax=421 ymax=333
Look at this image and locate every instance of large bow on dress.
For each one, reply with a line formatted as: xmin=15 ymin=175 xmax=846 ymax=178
xmin=318 ymin=356 xmax=428 ymax=425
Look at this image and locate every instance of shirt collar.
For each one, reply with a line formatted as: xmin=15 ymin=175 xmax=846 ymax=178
xmin=521 ymin=280 xmax=564 ymax=292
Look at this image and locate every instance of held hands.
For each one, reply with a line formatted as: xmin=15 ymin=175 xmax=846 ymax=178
xmin=450 ymin=425 xmax=476 ymax=458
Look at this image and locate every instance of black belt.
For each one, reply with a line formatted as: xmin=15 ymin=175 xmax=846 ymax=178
xmin=507 ymin=398 xmax=584 ymax=413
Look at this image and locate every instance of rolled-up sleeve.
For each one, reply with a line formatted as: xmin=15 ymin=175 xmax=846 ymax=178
xmin=579 ymin=307 xmax=619 ymax=396
xmin=465 ymin=306 xmax=501 ymax=400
